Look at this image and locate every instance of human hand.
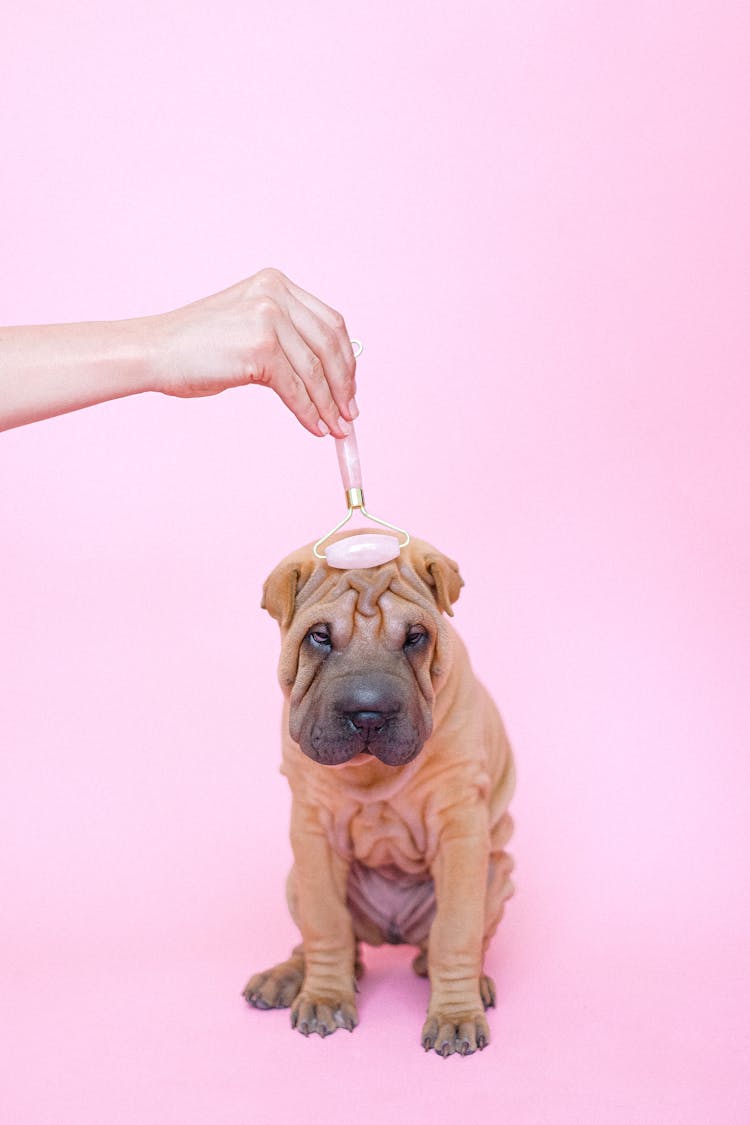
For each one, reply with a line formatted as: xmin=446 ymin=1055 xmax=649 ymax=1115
xmin=150 ymin=268 xmax=358 ymax=437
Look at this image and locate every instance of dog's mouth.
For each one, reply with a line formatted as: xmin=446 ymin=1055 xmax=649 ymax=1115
xmin=346 ymin=748 xmax=375 ymax=766
xmin=300 ymin=714 xmax=427 ymax=768
xmin=293 ymin=679 xmax=433 ymax=769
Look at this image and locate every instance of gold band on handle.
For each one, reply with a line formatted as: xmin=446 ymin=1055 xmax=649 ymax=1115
xmin=346 ymin=487 xmax=365 ymax=509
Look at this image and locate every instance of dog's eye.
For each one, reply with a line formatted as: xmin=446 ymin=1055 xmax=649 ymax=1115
xmin=308 ymin=627 xmax=332 ymax=649
xmin=404 ymin=626 xmax=428 ymax=649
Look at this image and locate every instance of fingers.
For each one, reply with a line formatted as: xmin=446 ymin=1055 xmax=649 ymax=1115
xmin=284 ymin=277 xmax=358 ymax=397
xmin=274 ymin=318 xmax=352 ymax=438
xmin=286 ymin=301 xmax=358 ymax=422
xmin=252 ymin=269 xmax=358 ymax=433
xmin=290 ymin=297 xmax=357 ymax=406
xmin=264 ymin=334 xmax=335 ymax=438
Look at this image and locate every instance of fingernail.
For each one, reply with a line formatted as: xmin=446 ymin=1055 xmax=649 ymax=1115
xmin=348 ymin=397 xmax=359 ymax=420
xmin=337 ymin=416 xmax=351 ymax=435
xmin=317 ymin=419 xmax=330 ymax=436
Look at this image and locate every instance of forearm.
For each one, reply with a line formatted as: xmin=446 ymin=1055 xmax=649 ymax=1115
xmin=0 ymin=317 xmax=159 ymax=431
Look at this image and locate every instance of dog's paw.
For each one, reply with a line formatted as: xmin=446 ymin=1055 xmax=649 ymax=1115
xmin=421 ymin=1010 xmax=490 ymax=1057
xmin=243 ymin=954 xmax=305 ymax=1010
xmin=291 ymin=992 xmax=359 ymax=1038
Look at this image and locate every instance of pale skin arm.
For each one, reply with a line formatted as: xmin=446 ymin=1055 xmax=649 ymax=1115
xmin=0 ymin=268 xmax=358 ymax=436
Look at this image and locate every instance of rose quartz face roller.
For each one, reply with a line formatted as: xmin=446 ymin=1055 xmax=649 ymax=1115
xmin=313 ymin=343 xmax=409 ymax=570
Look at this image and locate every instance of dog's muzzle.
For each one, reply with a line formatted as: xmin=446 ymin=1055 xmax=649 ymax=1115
xmin=299 ymin=673 xmax=430 ymax=768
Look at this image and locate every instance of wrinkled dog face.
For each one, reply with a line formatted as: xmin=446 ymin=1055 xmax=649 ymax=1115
xmin=292 ymin=599 xmax=435 ymax=766
xmin=263 ymin=538 xmax=464 ymax=769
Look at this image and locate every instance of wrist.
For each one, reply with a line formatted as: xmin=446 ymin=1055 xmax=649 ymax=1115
xmin=138 ymin=309 xmax=186 ymax=397
xmin=117 ymin=314 xmax=164 ymax=396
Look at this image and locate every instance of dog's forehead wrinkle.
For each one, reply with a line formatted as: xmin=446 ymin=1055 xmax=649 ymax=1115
xmin=330 ymin=564 xmax=398 ymax=617
xmin=389 ymin=572 xmax=440 ymax=619
xmin=289 ymin=551 xmax=443 ymax=632
xmin=295 ymin=571 xmax=355 ymax=620
xmin=295 ymin=569 xmax=336 ymax=613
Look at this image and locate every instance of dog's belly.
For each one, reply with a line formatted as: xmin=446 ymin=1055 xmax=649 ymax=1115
xmin=346 ymin=861 xmax=435 ymax=946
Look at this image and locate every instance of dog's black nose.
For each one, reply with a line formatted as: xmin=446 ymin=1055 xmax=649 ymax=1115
xmin=346 ymin=710 xmax=389 ymax=736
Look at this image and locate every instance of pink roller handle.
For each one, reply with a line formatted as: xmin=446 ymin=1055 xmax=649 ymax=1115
xmin=335 ymin=426 xmax=363 ymax=492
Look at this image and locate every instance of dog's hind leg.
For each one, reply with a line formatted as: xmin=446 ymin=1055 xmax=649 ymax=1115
xmin=243 ymin=945 xmax=306 ymax=1009
xmin=243 ymin=940 xmax=365 ymax=1012
xmin=412 ymin=946 xmax=429 ymax=977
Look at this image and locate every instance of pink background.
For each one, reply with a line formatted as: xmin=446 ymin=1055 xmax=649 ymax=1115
xmin=2 ymin=2 xmax=748 ymax=1122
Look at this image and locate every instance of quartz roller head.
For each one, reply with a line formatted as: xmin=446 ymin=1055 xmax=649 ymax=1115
xmin=313 ymin=424 xmax=410 ymax=569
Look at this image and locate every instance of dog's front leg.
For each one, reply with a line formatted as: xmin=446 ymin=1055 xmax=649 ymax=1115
xmin=288 ymin=799 xmax=358 ymax=1038
xmin=422 ymin=807 xmax=491 ymax=1056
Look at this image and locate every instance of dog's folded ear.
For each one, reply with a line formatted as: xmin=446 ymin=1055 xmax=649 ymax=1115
xmin=261 ymin=554 xmax=317 ymax=629
xmin=413 ymin=549 xmax=464 ymax=617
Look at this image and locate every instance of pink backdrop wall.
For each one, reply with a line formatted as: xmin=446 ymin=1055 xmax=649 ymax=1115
xmin=2 ymin=2 xmax=748 ymax=1122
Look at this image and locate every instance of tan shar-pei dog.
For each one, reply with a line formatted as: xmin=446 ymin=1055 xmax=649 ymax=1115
xmin=243 ymin=533 xmax=515 ymax=1057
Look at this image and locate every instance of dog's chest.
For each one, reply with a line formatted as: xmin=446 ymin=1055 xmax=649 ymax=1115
xmin=342 ymin=798 xmax=430 ymax=874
